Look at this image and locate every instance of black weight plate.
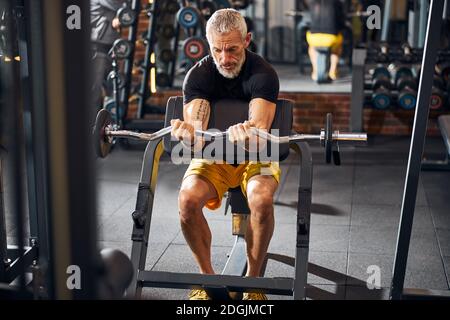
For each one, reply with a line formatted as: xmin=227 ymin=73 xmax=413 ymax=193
xmin=93 ymin=109 xmax=113 ymax=158
xmin=397 ymin=78 xmax=417 ymax=91
xmin=166 ymin=0 xmax=181 ymax=14
xmin=112 ymin=38 xmax=132 ymax=59
xmin=117 ymin=7 xmax=136 ymax=27
xmin=372 ymin=67 xmax=391 ymax=80
xmin=395 ymin=67 xmax=414 ymax=86
xmin=159 ymin=49 xmax=175 ymax=63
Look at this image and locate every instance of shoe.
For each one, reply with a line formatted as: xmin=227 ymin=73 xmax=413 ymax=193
xmin=311 ymin=73 xmax=318 ymax=81
xmin=242 ymin=292 xmax=268 ymax=300
xmin=188 ymin=289 xmax=211 ymax=300
xmin=329 ymin=70 xmax=338 ymax=81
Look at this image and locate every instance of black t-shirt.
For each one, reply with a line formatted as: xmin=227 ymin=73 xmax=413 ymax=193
xmin=309 ymin=0 xmax=345 ymax=35
xmin=183 ymin=50 xmax=279 ymax=105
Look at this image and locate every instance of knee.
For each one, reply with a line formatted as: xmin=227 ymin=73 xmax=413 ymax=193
xmin=247 ymin=192 xmax=274 ymax=223
xmin=178 ymin=190 xmax=202 ymax=224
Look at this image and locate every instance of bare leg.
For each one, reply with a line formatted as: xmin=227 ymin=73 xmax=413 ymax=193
xmin=245 ymin=175 xmax=278 ymax=277
xmin=308 ymin=46 xmax=318 ymax=80
xmin=329 ymin=46 xmax=342 ymax=80
xmin=178 ymin=175 xmax=218 ymax=274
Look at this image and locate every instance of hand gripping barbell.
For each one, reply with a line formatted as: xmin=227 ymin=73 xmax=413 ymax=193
xmin=93 ymin=109 xmax=367 ymax=163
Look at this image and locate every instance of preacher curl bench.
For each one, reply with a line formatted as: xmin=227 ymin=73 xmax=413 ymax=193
xmin=101 ymin=97 xmax=365 ymax=299
xmin=124 ymin=97 xmax=311 ymax=300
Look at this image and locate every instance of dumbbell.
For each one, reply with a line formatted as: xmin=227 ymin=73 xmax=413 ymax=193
xmin=430 ymin=75 xmax=448 ymax=111
xmin=371 ymin=67 xmax=392 ymax=110
xmin=116 ymin=4 xmax=137 ymax=27
xmin=111 ymin=38 xmax=132 ymax=59
xmin=395 ymin=67 xmax=417 ymax=110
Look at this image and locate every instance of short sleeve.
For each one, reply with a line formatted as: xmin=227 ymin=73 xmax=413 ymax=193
xmin=182 ymin=60 xmax=213 ymax=105
xmin=249 ymin=69 xmax=280 ymax=103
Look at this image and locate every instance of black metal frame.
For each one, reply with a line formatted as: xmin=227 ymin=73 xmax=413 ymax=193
xmin=0 ymin=0 xmax=100 ymax=299
xmin=390 ymin=0 xmax=450 ymax=300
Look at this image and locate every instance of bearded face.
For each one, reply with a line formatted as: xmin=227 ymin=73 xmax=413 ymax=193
xmin=209 ymin=30 xmax=251 ymax=79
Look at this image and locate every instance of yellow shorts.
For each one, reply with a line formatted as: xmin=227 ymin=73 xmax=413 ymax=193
xmin=306 ymin=31 xmax=343 ymax=52
xmin=183 ymin=159 xmax=281 ymax=210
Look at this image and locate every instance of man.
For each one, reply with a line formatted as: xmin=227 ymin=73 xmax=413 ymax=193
xmin=170 ymin=9 xmax=280 ymax=300
xmin=90 ymin=0 xmax=127 ymax=110
xmin=306 ymin=0 xmax=346 ymax=81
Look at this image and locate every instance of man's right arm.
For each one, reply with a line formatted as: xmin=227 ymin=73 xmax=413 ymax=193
xmin=171 ymin=99 xmax=210 ymax=146
xmin=183 ymin=98 xmax=210 ymax=131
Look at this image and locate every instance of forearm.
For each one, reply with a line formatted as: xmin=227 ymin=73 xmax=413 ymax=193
xmin=183 ymin=99 xmax=210 ymax=130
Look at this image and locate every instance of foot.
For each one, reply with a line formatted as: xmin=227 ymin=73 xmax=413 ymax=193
xmin=311 ymin=73 xmax=318 ymax=81
xmin=242 ymin=292 xmax=268 ymax=300
xmin=188 ymin=289 xmax=211 ymax=300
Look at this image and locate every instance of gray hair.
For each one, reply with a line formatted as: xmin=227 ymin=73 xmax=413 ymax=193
xmin=205 ymin=9 xmax=247 ymax=44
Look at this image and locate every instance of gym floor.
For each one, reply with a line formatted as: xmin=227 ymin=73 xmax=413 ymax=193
xmin=85 ymin=134 xmax=450 ymax=300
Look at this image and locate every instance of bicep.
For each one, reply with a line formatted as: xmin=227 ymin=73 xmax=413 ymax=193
xmin=249 ymin=98 xmax=276 ymax=130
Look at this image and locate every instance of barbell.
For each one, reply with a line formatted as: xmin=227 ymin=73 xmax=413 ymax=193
xmin=93 ymin=109 xmax=367 ymax=162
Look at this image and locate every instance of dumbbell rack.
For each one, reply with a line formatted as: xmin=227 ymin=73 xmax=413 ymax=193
xmin=117 ymin=0 xmax=166 ymax=132
xmin=349 ymin=45 xmax=450 ymax=132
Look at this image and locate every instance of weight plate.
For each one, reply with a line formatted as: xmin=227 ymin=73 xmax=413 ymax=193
xmin=372 ymin=67 xmax=391 ymax=80
xmin=177 ymin=7 xmax=200 ymax=29
xmin=183 ymin=37 xmax=208 ymax=60
xmin=116 ymin=7 xmax=136 ymax=27
xmin=159 ymin=49 xmax=175 ymax=63
xmin=372 ymin=93 xmax=391 ymax=109
xmin=93 ymin=109 xmax=113 ymax=158
xmin=112 ymin=38 xmax=132 ymax=59
xmin=398 ymin=92 xmax=417 ymax=110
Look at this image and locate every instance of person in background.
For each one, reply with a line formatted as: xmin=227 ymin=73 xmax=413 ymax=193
xmin=90 ymin=0 xmax=128 ymax=110
xmin=306 ymin=0 xmax=346 ymax=81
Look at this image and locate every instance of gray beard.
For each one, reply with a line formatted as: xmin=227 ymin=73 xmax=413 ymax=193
xmin=213 ymin=55 xmax=245 ymax=79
